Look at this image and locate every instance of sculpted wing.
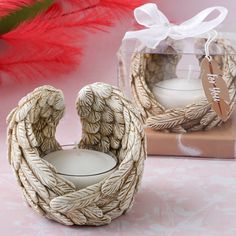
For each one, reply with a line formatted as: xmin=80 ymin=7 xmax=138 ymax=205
xmin=7 ymin=86 xmax=76 ymax=225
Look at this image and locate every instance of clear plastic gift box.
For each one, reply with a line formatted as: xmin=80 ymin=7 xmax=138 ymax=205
xmin=117 ymin=34 xmax=236 ymax=158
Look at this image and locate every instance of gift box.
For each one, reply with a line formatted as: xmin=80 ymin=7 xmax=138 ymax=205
xmin=118 ymin=3 xmax=236 ymax=158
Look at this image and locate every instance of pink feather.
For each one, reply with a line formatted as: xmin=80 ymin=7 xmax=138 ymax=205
xmin=0 ymin=0 xmax=36 ymax=16
xmin=55 ymin=0 xmax=146 ymax=15
xmin=0 ymin=3 xmax=111 ymax=81
xmin=0 ymin=0 xmax=148 ymax=82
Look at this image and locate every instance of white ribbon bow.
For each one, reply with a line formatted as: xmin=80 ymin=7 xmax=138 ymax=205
xmin=123 ymin=3 xmax=228 ymax=49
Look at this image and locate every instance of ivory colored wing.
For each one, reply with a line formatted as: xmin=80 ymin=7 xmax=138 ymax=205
xmin=130 ymin=46 xmax=181 ymax=119
xmin=131 ymin=53 xmax=165 ymax=118
xmin=7 ymin=86 xmax=76 ymax=225
xmin=49 ymin=83 xmax=146 ymax=225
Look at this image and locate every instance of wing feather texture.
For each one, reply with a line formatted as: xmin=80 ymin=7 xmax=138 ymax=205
xmin=7 ymin=83 xmax=146 ymax=226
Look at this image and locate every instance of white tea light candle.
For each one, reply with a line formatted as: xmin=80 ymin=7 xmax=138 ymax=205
xmin=153 ymin=78 xmax=205 ymax=109
xmin=43 ymin=148 xmax=117 ymax=189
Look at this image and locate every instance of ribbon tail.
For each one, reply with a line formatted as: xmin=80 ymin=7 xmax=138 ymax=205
xmin=181 ymin=6 xmax=228 ymax=29
xmin=171 ymin=6 xmax=228 ymax=39
xmin=124 ymin=28 xmax=169 ymax=49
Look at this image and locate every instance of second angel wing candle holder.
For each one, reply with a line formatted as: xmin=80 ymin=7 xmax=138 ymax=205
xmin=130 ymin=38 xmax=236 ymax=133
xmin=119 ymin=4 xmax=236 ymax=133
xmin=6 ymin=83 xmax=146 ymax=226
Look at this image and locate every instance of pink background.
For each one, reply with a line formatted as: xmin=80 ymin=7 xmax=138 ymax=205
xmin=1 ymin=1 xmax=236 ymax=235
xmin=157 ymin=0 xmax=236 ymax=32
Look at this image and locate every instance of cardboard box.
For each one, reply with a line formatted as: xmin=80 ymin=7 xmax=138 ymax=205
xmin=146 ymin=110 xmax=236 ymax=159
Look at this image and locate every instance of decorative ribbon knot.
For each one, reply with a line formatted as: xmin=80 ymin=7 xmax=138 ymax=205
xmin=123 ymin=3 xmax=228 ymax=49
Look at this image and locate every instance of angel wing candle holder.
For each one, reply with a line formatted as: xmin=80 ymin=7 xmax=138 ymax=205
xmin=6 ymin=83 xmax=146 ymax=226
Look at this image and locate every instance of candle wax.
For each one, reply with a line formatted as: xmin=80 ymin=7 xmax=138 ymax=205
xmin=153 ymin=78 xmax=205 ymax=109
xmin=43 ymin=149 xmax=117 ymax=189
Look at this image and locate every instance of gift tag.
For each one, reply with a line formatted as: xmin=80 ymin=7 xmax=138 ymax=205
xmin=201 ymin=57 xmax=230 ymax=121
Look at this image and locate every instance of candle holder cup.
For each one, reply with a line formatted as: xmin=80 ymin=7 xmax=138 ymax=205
xmin=43 ymin=144 xmax=119 ymax=189
xmin=118 ymin=37 xmax=236 ymax=133
xmin=7 ymin=83 xmax=146 ymax=226
xmin=152 ymin=69 xmax=205 ymax=109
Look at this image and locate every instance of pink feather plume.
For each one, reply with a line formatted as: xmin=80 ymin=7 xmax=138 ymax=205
xmin=0 ymin=0 xmax=35 ymax=16
xmin=0 ymin=0 xmax=147 ymax=82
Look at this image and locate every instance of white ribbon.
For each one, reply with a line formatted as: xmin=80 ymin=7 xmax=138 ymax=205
xmin=123 ymin=3 xmax=228 ymax=49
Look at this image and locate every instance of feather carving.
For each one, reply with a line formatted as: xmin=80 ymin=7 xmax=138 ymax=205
xmin=146 ymin=109 xmax=186 ymax=130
